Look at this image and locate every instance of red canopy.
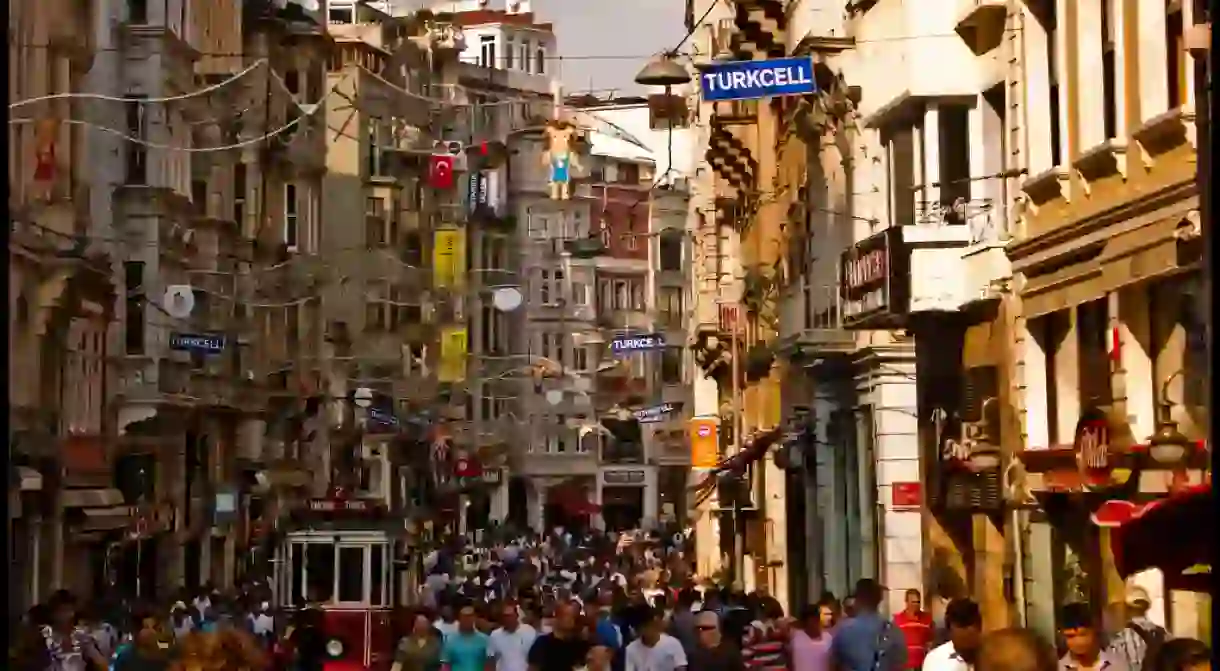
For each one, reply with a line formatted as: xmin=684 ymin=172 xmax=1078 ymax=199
xmin=1095 ymin=484 xmax=1213 ymax=591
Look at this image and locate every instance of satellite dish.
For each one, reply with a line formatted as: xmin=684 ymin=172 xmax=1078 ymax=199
xmin=545 ymin=389 xmax=564 ymax=406
xmin=163 ymin=285 xmax=195 ymax=318
xmin=353 ymin=387 xmax=374 ymax=409
xmin=492 ymin=287 xmax=523 ymax=312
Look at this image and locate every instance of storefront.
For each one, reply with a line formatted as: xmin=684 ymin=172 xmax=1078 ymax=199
xmin=597 ymin=467 xmax=657 ymax=531
xmin=1015 ymin=408 xmax=1211 ymax=641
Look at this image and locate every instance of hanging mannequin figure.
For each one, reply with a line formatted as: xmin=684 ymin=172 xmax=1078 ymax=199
xmin=542 ymin=118 xmax=581 ymax=200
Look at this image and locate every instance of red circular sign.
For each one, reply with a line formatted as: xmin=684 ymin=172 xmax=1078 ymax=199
xmin=697 ymin=425 xmax=712 ymax=438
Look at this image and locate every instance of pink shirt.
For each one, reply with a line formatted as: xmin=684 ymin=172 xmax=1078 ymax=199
xmin=791 ymin=630 xmax=834 ymax=671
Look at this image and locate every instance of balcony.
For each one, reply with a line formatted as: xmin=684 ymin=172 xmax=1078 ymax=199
xmin=954 ymin=0 xmax=1007 ymax=55
xmin=597 ymin=308 xmax=652 ymax=331
xmin=777 ymin=284 xmax=856 ymax=361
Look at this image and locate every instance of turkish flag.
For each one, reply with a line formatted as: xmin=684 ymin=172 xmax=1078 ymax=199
xmin=429 ymin=153 xmax=455 ymax=190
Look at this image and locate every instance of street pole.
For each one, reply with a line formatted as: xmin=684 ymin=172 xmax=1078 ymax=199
xmin=730 ymin=303 xmax=744 ymax=585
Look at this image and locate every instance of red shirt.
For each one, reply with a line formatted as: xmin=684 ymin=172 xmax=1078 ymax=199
xmin=894 ymin=610 xmax=934 ymax=670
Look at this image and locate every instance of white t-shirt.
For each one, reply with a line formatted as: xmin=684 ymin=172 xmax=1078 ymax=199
xmin=624 ymin=634 xmax=688 ymax=671
xmin=488 ymin=625 xmax=538 ymax=671
xmin=922 ymin=642 xmax=971 ymax=671
xmin=434 ymin=620 xmax=458 ymax=640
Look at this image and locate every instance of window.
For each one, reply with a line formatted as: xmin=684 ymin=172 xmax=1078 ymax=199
xmin=1076 ymin=299 xmax=1112 ymax=408
xmin=1044 ymin=1 xmax=1063 ymax=166
xmin=521 ymin=41 xmax=532 ymax=73
xmin=536 ymin=44 xmax=546 ymax=74
xmin=1101 ymin=0 xmax=1117 ymax=140
xmin=572 ymin=281 xmax=589 ymax=306
xmin=401 ymin=231 xmax=423 ymax=266
xmin=337 ymin=546 xmax=366 ymax=602
xmin=365 ymin=196 xmax=387 ymax=247
xmin=575 ymin=347 xmax=589 ymax=372
xmin=619 ymin=163 xmax=640 ymax=184
xmin=661 ymin=348 xmax=683 ymax=385
xmin=124 ymin=96 xmax=147 ymax=184
xmin=329 ymin=6 xmax=354 ymax=24
xmin=1167 ymin=1 xmax=1186 ymax=108
xmin=481 ymin=305 xmax=495 ymax=353
xmin=658 ymin=287 xmax=683 ymax=328
xmin=365 ymin=282 xmax=388 ymax=331
xmin=304 ymin=543 xmax=336 ymax=602
xmin=659 ymin=234 xmax=682 ymax=271
xmin=504 ymin=39 xmax=515 ymax=69
xmin=883 ymin=124 xmax=916 ymax=225
xmin=938 ymin=106 xmax=970 ymax=209
xmin=367 ymin=120 xmax=387 ymax=177
xmin=128 ymin=0 xmax=148 ymax=23
xmin=284 ymin=183 xmax=299 ymax=249
xmin=626 ymin=232 xmax=638 ymax=251
xmin=284 ymin=70 xmax=300 ymax=95
xmin=124 ymin=261 xmax=145 ymax=354
xmin=234 ymin=163 xmax=246 ymax=225
xmin=370 ymin=545 xmax=385 ymax=606
xmin=540 ymin=270 xmax=552 ymax=304
xmin=480 ymin=36 xmax=497 ymax=68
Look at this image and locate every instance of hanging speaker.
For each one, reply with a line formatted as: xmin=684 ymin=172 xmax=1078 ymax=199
xmin=163 ymin=285 xmax=196 ymax=318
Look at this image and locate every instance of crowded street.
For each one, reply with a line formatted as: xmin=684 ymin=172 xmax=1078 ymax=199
xmin=7 ymin=0 xmax=1215 ymax=669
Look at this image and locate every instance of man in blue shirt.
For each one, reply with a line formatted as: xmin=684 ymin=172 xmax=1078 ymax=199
xmin=831 ymin=579 xmax=908 ymax=671
xmin=442 ymin=605 xmax=492 ymax=671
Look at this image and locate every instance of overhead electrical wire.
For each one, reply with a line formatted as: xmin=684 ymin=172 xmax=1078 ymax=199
xmin=8 ymin=59 xmax=269 ymax=109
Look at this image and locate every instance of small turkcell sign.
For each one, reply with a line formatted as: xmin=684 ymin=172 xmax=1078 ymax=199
xmin=609 ymin=333 xmax=667 ymax=354
xmin=699 ymin=56 xmax=818 ymax=102
xmin=169 ymin=332 xmax=225 ymax=355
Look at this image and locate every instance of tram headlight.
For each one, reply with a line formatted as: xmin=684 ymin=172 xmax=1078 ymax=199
xmin=325 ymin=638 xmax=346 ymax=658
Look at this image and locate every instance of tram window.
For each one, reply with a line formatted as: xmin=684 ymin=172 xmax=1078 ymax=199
xmin=305 ymin=543 xmax=336 ymax=602
xmin=337 ymin=545 xmax=366 ymax=602
xmin=290 ymin=544 xmax=305 ymax=605
xmin=370 ymin=545 xmax=385 ymax=606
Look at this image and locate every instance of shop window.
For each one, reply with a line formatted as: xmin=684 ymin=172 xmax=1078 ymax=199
xmin=1076 ymin=299 xmax=1112 ymax=408
xmin=937 ymin=106 xmax=971 ymax=209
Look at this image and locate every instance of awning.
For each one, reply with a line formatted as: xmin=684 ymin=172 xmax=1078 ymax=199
xmin=1105 ymin=484 xmax=1213 ymax=591
xmin=17 ymin=466 xmax=43 ymax=491
xmin=78 ymin=505 xmax=137 ymax=532
xmin=61 ymin=488 xmax=124 ymax=508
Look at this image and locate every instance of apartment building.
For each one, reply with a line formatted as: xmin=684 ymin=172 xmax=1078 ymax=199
xmin=8 ymin=0 xmax=118 ymax=616
xmin=1007 ymin=0 xmax=1210 ymax=640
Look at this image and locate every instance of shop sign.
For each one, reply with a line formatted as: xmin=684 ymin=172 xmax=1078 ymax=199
xmin=839 ymin=227 xmax=910 ymax=328
xmin=306 ymin=498 xmax=372 ymax=513
xmin=634 ymin=402 xmax=682 ymax=424
xmin=1074 ymin=408 xmax=1111 ymax=473
xmin=892 ymin=482 xmax=922 ymax=509
xmin=603 ymin=469 xmax=646 ymax=486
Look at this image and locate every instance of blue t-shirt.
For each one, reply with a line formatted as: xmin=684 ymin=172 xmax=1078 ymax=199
xmin=441 ymin=631 xmax=490 ymax=671
xmin=830 ymin=613 xmax=907 ymax=671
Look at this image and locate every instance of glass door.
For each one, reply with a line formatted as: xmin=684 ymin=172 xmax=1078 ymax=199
xmin=336 ymin=543 xmax=369 ymax=605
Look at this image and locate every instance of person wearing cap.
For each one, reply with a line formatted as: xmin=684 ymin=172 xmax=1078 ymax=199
xmin=1106 ymin=586 xmax=1168 ymax=671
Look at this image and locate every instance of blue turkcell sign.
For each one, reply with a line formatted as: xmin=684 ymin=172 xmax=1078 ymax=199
xmin=609 ymin=333 xmax=667 ymax=354
xmin=169 ymin=332 xmax=226 ymax=355
xmin=699 ymin=56 xmax=818 ymax=102
xmin=634 ymin=402 xmax=682 ymax=424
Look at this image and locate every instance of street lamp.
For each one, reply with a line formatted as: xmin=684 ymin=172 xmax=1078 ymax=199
xmin=1148 ymin=372 xmax=1192 ymax=465
xmin=634 ymin=54 xmax=692 ymax=87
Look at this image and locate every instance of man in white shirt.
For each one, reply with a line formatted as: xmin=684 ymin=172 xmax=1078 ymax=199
xmin=624 ymin=607 xmax=687 ymax=671
xmin=923 ymin=599 xmax=983 ymax=671
xmin=489 ymin=601 xmax=538 ymax=671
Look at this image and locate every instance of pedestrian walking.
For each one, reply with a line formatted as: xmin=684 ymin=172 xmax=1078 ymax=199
xmin=830 ymin=580 xmax=907 ymax=671
xmin=687 ymin=611 xmax=745 ymax=671
xmin=1106 ymin=587 xmax=1169 ymax=671
xmin=1058 ymin=603 xmax=1128 ymax=671
xmin=622 ymin=608 xmax=687 ymax=671
xmin=393 ymin=612 xmax=443 ymax=671
xmin=489 ymin=602 xmax=537 ymax=671
xmin=439 ymin=605 xmax=490 ymax=671
xmin=791 ymin=605 xmax=833 ymax=671
xmin=894 ymin=590 xmax=934 ymax=671
xmin=921 ymin=599 xmax=982 ymax=671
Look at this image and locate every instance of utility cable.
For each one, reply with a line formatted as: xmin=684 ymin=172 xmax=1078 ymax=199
xmin=8 ymin=69 xmax=354 ymax=152
xmin=8 ymin=59 xmax=268 ymax=109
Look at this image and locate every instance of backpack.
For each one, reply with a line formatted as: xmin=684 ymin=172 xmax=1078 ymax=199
xmin=871 ymin=621 xmax=897 ymax=671
xmin=1128 ymin=622 xmax=1168 ymax=671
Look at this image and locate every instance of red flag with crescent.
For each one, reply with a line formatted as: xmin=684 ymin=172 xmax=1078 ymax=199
xmin=429 ymin=153 xmax=455 ymax=190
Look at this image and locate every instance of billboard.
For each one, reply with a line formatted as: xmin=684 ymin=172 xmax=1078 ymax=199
xmin=438 ymin=327 xmax=468 ymax=383
xmin=433 ymin=228 xmax=467 ymax=290
xmin=689 ymin=416 xmax=720 ymax=469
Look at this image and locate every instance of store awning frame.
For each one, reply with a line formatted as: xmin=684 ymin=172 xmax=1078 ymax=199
xmin=1106 ymin=484 xmax=1213 ymax=590
xmin=61 ymin=487 xmax=124 ymax=508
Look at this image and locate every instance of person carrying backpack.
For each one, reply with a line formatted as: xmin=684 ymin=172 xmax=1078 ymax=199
xmin=1106 ymin=586 xmax=1169 ymax=671
xmin=829 ymin=580 xmax=907 ymax=671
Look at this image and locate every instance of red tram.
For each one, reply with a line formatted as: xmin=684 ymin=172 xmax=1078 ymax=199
xmin=273 ymin=497 xmax=410 ymax=671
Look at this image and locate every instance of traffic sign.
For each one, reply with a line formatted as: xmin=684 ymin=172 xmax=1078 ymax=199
xmin=699 ymin=57 xmax=818 ymax=102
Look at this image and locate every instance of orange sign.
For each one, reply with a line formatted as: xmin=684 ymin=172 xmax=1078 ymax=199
xmin=689 ymin=416 xmax=720 ymax=469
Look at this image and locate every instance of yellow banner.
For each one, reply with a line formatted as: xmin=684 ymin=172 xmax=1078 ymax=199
xmin=689 ymin=416 xmax=720 ymax=469
xmin=432 ymin=228 xmax=467 ymax=290
xmin=438 ymin=327 xmax=468 ymax=383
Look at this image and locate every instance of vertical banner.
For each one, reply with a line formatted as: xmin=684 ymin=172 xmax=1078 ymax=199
xmin=432 ymin=228 xmax=468 ymax=290
xmin=689 ymin=416 xmax=720 ymax=469
xmin=438 ymin=327 xmax=468 ymax=383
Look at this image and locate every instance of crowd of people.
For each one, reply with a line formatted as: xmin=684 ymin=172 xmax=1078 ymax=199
xmin=7 ymin=525 xmax=1212 ymax=671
